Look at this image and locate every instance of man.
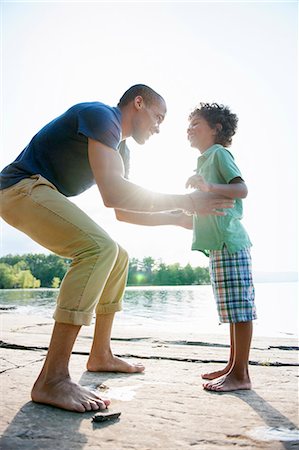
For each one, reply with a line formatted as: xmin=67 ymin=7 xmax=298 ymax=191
xmin=0 ymin=84 xmax=233 ymax=412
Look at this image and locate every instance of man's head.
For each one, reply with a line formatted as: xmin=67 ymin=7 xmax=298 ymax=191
xmin=188 ymin=103 xmax=238 ymax=150
xmin=118 ymin=84 xmax=167 ymax=144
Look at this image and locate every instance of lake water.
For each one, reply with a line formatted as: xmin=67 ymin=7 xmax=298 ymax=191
xmin=0 ymin=282 xmax=298 ymax=338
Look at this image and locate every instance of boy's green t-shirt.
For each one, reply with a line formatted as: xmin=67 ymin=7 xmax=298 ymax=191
xmin=192 ymin=144 xmax=252 ymax=256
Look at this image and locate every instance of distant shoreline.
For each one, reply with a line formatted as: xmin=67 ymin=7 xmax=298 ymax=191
xmin=0 ymin=278 xmax=298 ymax=290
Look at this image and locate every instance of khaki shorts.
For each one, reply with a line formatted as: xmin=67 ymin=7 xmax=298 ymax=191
xmin=1 ymin=175 xmax=129 ymax=325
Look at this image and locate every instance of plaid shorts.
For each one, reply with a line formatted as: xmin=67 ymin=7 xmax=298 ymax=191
xmin=209 ymin=246 xmax=257 ymax=323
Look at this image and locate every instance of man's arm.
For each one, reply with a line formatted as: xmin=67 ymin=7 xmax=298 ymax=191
xmin=88 ymin=138 xmax=234 ymax=214
xmin=115 ymin=210 xmax=193 ymax=229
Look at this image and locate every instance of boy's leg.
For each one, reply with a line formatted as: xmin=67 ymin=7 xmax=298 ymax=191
xmin=31 ymin=322 xmax=110 ymax=412
xmin=203 ymin=321 xmax=252 ymax=391
xmin=204 ymin=246 xmax=255 ymax=391
xmin=201 ymin=323 xmax=235 ymax=380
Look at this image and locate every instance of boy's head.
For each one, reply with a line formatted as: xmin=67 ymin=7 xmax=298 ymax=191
xmin=188 ymin=103 xmax=238 ymax=149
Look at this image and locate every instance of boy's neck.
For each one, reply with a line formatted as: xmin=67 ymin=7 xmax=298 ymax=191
xmin=198 ymin=141 xmax=216 ymax=154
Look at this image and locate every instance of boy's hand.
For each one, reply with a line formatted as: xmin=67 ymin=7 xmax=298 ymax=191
xmin=185 ymin=174 xmax=211 ymax=192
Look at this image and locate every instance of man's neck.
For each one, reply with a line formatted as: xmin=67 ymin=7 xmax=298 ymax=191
xmin=119 ymin=105 xmax=132 ymax=140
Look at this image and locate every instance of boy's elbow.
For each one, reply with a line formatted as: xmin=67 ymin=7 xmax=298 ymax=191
xmin=240 ymin=185 xmax=248 ymax=198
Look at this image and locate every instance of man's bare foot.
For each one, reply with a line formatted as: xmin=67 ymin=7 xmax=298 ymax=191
xmin=87 ymin=352 xmax=145 ymax=373
xmin=203 ymin=372 xmax=251 ymax=392
xmin=201 ymin=366 xmax=232 ymax=380
xmin=31 ymin=376 xmax=111 ymax=412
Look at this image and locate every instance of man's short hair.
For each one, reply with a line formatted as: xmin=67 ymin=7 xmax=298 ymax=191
xmin=118 ymin=84 xmax=164 ymax=108
xmin=189 ymin=103 xmax=238 ymax=147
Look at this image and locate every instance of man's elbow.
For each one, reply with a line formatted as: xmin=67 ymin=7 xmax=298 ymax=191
xmin=100 ymin=189 xmax=121 ymax=208
xmin=102 ymin=197 xmax=116 ymax=208
xmin=114 ymin=209 xmax=125 ymax=221
xmin=97 ymin=178 xmax=125 ymax=209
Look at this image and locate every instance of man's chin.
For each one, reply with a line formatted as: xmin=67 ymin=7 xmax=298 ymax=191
xmin=133 ymin=136 xmax=147 ymax=145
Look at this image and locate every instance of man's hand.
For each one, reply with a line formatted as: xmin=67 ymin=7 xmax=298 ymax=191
xmin=188 ymin=190 xmax=234 ymax=216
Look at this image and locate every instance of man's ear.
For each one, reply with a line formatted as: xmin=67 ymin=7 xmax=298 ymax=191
xmin=134 ymin=95 xmax=144 ymax=110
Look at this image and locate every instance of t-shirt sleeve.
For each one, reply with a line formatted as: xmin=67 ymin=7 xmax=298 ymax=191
xmin=77 ymin=105 xmax=120 ymax=150
xmin=215 ymin=148 xmax=243 ymax=183
xmin=118 ymin=140 xmax=130 ymax=179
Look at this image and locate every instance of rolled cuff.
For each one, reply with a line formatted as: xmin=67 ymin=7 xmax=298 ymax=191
xmin=53 ymin=302 xmax=123 ymax=326
xmin=96 ymin=301 xmax=122 ymax=315
xmin=53 ymin=307 xmax=93 ymax=326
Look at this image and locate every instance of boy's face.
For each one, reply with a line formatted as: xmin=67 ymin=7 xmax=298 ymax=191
xmin=187 ymin=114 xmax=217 ymax=151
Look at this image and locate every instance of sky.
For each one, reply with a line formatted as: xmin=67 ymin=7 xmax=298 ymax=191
xmin=0 ymin=1 xmax=298 ymax=275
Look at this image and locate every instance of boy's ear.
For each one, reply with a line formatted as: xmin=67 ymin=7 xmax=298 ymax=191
xmin=215 ymin=123 xmax=223 ymax=133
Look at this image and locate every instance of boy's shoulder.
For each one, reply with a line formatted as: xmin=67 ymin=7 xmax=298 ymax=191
xmin=213 ymin=145 xmax=235 ymax=161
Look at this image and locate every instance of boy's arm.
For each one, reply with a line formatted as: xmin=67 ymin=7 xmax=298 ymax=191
xmin=206 ymin=177 xmax=248 ymax=199
xmin=114 ymin=210 xmax=193 ymax=229
xmin=186 ymin=175 xmax=247 ymax=199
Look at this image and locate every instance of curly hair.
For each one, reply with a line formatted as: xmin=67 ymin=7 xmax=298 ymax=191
xmin=189 ymin=103 xmax=238 ymax=147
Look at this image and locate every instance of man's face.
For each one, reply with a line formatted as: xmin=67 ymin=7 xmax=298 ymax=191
xmin=132 ymin=97 xmax=167 ymax=144
xmin=187 ymin=114 xmax=216 ymax=150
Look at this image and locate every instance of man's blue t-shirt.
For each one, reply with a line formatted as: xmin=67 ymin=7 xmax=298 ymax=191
xmin=0 ymin=102 xmax=122 ymax=197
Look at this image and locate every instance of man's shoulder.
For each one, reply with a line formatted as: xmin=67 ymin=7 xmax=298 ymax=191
xmin=73 ymin=102 xmax=121 ymax=149
xmin=66 ymin=102 xmax=121 ymax=131
xmin=68 ymin=102 xmax=119 ymax=117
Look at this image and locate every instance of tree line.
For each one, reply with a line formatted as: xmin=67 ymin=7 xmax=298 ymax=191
xmin=0 ymin=254 xmax=210 ymax=289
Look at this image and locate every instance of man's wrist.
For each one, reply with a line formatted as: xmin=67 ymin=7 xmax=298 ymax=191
xmin=207 ymin=182 xmax=214 ymax=193
xmin=184 ymin=194 xmax=196 ymax=214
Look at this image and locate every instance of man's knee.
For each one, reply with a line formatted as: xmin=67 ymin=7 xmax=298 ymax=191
xmin=78 ymin=234 xmax=119 ymax=264
xmin=117 ymin=245 xmax=129 ymax=265
xmin=100 ymin=236 xmax=119 ymax=261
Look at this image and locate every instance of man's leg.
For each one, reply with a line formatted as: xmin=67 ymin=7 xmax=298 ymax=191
xmin=87 ymin=313 xmax=145 ymax=373
xmin=203 ymin=321 xmax=252 ymax=391
xmin=31 ymin=322 xmax=110 ymax=412
xmin=1 ymin=176 xmax=137 ymax=411
xmin=87 ymin=245 xmax=145 ymax=373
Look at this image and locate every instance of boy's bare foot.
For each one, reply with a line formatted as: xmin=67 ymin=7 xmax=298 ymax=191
xmin=201 ymin=366 xmax=232 ymax=380
xmin=31 ymin=376 xmax=110 ymax=412
xmin=87 ymin=353 xmax=145 ymax=373
xmin=203 ymin=372 xmax=251 ymax=392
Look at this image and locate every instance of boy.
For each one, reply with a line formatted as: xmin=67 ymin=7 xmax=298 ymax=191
xmin=185 ymin=103 xmax=257 ymax=391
